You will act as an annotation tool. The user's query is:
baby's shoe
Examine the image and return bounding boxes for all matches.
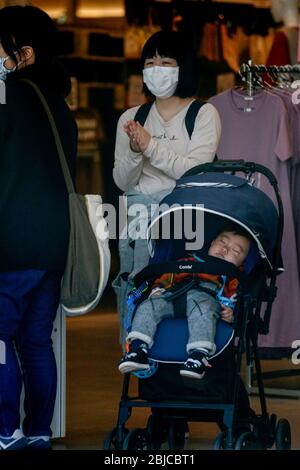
[118,343,150,374]
[180,350,211,379]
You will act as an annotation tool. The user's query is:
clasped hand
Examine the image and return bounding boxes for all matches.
[124,120,151,153]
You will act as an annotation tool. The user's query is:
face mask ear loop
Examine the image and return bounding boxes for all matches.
[6,46,28,71]
[14,47,27,69]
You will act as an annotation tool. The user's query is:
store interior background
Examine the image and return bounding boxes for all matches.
[3,0,300,449]
[6,0,281,281]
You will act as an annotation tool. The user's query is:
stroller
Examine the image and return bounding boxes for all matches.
[104,160,291,450]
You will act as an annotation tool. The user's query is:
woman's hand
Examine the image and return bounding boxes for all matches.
[221,305,234,323]
[124,120,151,153]
[124,120,141,152]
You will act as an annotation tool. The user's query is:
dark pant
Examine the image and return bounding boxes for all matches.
[0,270,62,437]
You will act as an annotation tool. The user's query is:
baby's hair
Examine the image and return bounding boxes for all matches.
[220,224,253,242]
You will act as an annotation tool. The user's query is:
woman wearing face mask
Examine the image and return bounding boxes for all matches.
[0,6,77,450]
[112,31,221,342]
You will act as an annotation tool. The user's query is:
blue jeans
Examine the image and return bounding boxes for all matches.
[0,270,62,437]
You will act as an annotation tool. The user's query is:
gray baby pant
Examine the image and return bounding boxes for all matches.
[126,284,221,355]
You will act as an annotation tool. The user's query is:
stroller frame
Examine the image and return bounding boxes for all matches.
[105,161,291,451]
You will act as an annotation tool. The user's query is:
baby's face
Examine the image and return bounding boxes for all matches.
[208,231,251,267]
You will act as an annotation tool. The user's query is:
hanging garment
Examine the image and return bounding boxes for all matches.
[199,23,221,63]
[270,88,300,272]
[297,18,300,62]
[208,89,300,352]
[249,31,276,65]
[221,25,250,73]
[266,31,291,66]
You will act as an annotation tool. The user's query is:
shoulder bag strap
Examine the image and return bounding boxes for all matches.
[21,78,75,194]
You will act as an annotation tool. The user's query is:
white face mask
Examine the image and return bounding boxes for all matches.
[0,50,24,81]
[143,65,179,99]
[0,55,17,80]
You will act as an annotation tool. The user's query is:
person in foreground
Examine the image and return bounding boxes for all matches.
[119,227,251,379]
[0,6,77,450]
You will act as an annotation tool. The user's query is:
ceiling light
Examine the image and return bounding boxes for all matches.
[76,7,125,18]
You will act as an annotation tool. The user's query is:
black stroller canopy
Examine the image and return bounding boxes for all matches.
[147,172,279,268]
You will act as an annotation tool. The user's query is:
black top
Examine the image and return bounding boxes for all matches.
[0,63,77,271]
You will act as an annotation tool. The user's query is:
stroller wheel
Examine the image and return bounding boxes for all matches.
[275,419,291,450]
[234,431,261,450]
[167,420,186,450]
[147,414,167,450]
[122,428,151,450]
[213,431,228,450]
[103,427,129,449]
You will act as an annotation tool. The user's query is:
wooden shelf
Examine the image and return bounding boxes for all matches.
[59,53,124,63]
[212,0,271,7]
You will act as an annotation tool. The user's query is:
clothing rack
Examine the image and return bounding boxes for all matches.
[239,60,300,96]
[237,61,300,398]
[240,62,300,75]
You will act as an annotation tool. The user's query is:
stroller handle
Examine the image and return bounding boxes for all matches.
[182,160,278,186]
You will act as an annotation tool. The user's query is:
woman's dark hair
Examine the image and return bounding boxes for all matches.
[0,5,57,65]
[0,5,71,96]
[141,31,198,99]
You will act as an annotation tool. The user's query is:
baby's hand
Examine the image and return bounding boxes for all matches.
[149,286,166,297]
[221,305,234,323]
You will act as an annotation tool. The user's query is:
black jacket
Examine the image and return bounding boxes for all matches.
[0,63,77,271]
